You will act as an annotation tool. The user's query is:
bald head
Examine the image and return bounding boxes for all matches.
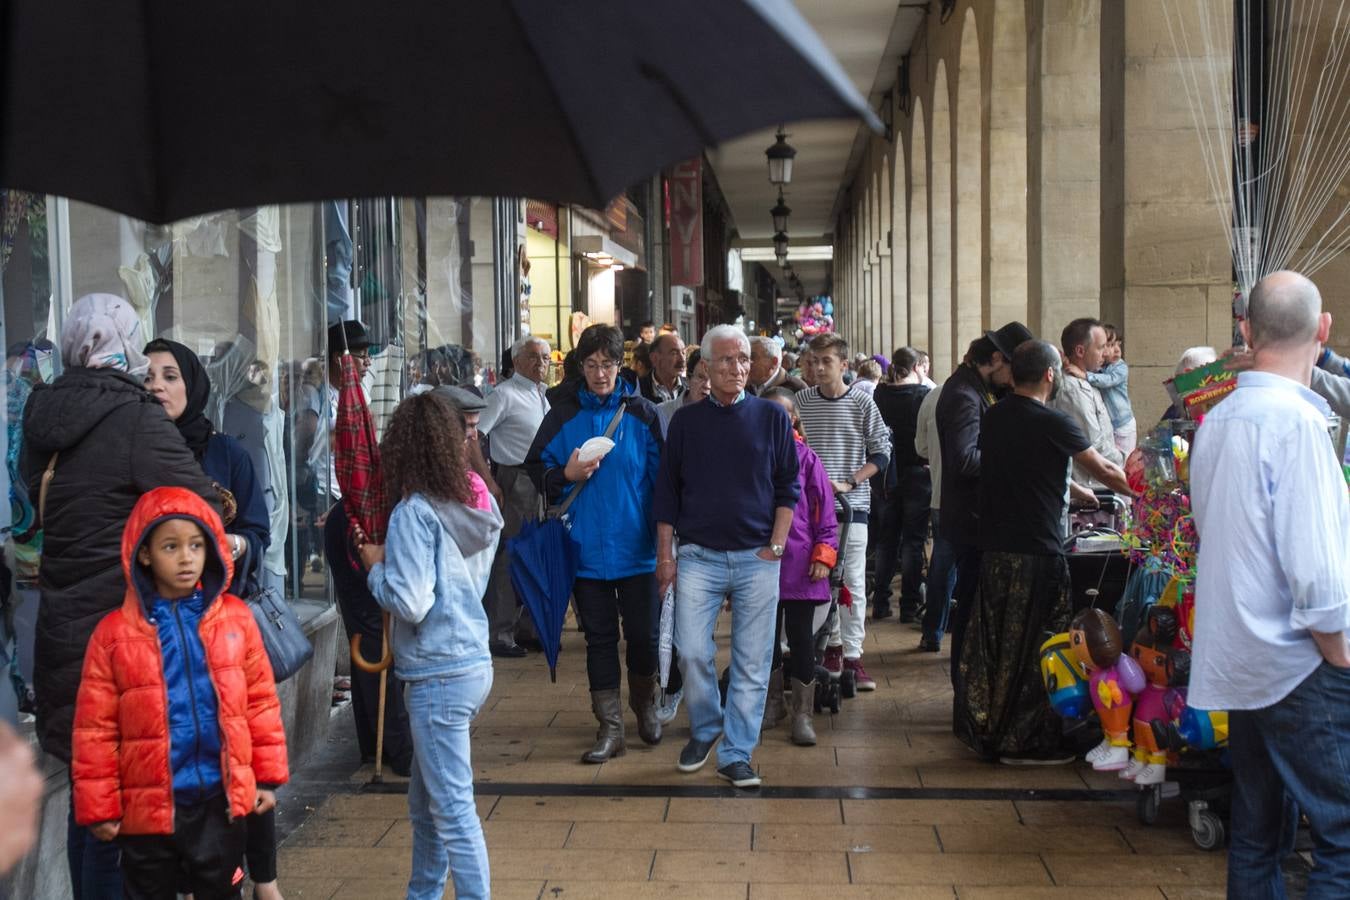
[1247,271,1322,348]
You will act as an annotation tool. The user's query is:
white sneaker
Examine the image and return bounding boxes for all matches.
[1119,757,1147,781]
[1133,762,1167,785]
[1084,738,1115,766]
[1091,744,1131,771]
[654,688,683,726]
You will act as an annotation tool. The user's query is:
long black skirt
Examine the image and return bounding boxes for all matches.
[954,551,1072,759]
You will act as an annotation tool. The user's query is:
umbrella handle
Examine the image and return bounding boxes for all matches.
[351,611,394,673]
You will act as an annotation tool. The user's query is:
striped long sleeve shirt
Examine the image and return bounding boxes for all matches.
[794,385,891,517]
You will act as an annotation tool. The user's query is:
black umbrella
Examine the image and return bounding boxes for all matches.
[1,0,879,223]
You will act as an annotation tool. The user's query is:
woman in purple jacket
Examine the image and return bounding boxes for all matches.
[762,389,838,746]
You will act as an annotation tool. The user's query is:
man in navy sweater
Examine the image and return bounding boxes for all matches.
[654,325,800,789]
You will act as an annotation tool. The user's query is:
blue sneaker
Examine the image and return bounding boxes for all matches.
[717,761,762,789]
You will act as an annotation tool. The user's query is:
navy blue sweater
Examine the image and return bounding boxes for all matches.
[654,396,800,551]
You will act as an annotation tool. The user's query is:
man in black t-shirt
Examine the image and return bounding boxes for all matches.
[955,340,1132,765]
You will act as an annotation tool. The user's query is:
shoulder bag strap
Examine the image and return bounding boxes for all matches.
[38,452,59,528]
[554,401,626,519]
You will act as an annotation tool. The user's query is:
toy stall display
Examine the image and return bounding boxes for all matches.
[1043,417,1232,850]
[791,296,834,341]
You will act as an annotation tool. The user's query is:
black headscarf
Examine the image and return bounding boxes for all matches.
[144,338,213,462]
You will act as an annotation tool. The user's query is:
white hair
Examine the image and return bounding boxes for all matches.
[701,325,750,362]
[749,335,783,361]
[511,336,550,359]
[1174,346,1217,376]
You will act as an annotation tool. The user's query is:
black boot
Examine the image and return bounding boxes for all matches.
[628,672,663,745]
[582,689,626,763]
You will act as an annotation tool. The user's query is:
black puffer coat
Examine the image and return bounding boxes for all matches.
[21,367,218,763]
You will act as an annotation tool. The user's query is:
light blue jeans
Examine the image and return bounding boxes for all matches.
[404,665,494,900]
[675,543,781,768]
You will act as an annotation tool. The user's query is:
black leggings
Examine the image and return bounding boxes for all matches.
[573,573,658,692]
[772,601,823,684]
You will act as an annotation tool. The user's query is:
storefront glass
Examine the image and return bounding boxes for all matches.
[0,192,509,615]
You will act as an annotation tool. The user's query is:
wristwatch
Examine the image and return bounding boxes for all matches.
[845,475,859,489]
[769,543,785,558]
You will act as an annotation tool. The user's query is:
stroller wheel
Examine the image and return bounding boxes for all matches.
[840,668,857,700]
[829,685,841,714]
[813,681,824,714]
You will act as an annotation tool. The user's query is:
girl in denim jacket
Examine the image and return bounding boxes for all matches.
[360,391,503,900]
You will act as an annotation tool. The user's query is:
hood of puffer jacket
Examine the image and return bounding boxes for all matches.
[119,487,234,620]
[23,367,159,455]
[423,493,504,560]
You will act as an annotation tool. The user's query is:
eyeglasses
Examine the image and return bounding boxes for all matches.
[583,359,620,375]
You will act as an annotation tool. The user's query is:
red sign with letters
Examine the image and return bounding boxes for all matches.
[667,158,703,287]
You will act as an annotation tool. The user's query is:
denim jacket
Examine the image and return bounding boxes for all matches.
[367,492,503,680]
[1086,360,1133,429]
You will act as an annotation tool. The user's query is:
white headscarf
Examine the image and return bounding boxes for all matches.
[59,293,149,376]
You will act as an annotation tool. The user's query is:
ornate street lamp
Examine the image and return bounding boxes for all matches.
[770,192,791,234]
[772,231,789,257]
[765,127,797,187]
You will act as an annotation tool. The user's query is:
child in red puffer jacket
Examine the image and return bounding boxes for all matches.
[72,487,288,898]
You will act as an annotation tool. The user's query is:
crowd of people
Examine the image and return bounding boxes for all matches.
[9,269,1350,897]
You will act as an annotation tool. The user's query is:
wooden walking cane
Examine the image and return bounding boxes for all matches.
[351,611,394,782]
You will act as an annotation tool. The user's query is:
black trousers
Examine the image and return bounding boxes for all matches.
[243,807,276,883]
[573,573,659,692]
[772,601,823,684]
[871,465,932,616]
[119,795,245,900]
[326,501,413,768]
[947,541,983,692]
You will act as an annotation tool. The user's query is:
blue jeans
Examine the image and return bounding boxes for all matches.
[404,666,494,900]
[920,511,958,645]
[66,796,121,899]
[675,543,780,768]
[1228,661,1350,899]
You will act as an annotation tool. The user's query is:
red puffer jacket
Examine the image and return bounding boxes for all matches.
[72,487,288,834]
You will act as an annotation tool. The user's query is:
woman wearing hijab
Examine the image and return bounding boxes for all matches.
[21,294,219,898]
[142,338,281,899]
[143,339,270,593]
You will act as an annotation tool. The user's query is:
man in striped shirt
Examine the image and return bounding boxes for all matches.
[796,334,891,690]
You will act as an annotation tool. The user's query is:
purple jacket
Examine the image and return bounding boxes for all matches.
[780,438,839,602]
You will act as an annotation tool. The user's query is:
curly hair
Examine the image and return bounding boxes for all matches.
[380,392,473,513]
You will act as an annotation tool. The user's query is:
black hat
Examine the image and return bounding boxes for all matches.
[984,321,1035,359]
[327,320,371,356]
[433,384,488,414]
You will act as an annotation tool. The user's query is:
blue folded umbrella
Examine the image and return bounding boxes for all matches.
[508,516,579,682]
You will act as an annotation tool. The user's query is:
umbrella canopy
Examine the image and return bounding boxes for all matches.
[508,517,580,682]
[1,0,879,223]
[333,353,388,545]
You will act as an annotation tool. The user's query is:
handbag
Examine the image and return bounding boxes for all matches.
[246,583,314,682]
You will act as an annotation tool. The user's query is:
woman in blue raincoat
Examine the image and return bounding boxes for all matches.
[526,324,664,763]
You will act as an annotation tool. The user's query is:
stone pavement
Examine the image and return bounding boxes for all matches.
[264,609,1251,899]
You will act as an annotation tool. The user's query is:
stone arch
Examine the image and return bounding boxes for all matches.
[989,0,1028,326]
[955,7,983,358]
[891,141,908,349]
[931,60,954,377]
[864,181,875,347]
[909,95,929,362]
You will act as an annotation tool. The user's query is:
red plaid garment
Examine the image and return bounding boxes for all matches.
[333,353,388,546]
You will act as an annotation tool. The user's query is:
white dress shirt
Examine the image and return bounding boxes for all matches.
[479,372,550,465]
[1190,371,1350,710]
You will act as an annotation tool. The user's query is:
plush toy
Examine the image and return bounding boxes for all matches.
[1155,688,1229,752]
[1040,632,1091,719]
[1069,608,1145,771]
[1124,607,1183,784]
